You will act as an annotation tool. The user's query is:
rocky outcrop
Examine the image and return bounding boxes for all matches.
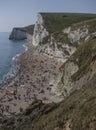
[37,35,76,62]
[32,13,49,46]
[91,32,96,38]
[64,25,89,44]
[9,28,27,40]
[53,62,79,97]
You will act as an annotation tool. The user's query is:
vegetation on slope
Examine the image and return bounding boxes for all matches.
[41,13,96,33]
[23,25,34,35]
[69,38,96,81]
[16,25,34,35]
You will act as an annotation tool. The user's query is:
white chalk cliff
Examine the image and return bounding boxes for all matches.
[32,14,96,101]
[9,28,28,40]
[32,13,90,62]
[32,13,49,46]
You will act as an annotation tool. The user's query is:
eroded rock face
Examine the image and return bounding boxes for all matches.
[37,36,69,62]
[53,62,78,98]
[67,25,89,44]
[9,28,27,40]
[36,24,89,62]
[37,35,77,62]
[63,25,89,44]
[91,32,96,38]
[32,13,49,46]
[32,14,89,62]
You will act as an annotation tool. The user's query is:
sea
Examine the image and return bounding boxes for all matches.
[0,32,27,83]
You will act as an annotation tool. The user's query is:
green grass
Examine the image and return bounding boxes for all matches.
[16,25,34,35]
[40,13,96,47]
[41,13,96,33]
[70,38,96,81]
[23,25,34,35]
[53,32,71,45]
[60,38,96,81]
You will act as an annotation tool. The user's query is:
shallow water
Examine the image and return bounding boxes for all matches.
[0,32,26,83]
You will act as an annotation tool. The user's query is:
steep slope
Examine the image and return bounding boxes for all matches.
[60,38,96,98]
[32,13,96,100]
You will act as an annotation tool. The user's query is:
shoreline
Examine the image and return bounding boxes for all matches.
[1,43,28,85]
[0,41,63,117]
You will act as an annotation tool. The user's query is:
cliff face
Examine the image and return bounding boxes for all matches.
[32,13,49,46]
[32,13,94,62]
[32,13,96,100]
[56,19,96,98]
[9,28,27,40]
[32,13,75,61]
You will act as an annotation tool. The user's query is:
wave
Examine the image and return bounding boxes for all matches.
[2,43,28,84]
[23,44,28,51]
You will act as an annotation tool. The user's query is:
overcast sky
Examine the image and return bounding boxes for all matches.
[0,0,96,32]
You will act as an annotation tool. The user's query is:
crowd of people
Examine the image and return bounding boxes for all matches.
[0,43,62,116]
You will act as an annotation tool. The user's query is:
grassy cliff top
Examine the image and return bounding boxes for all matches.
[40,13,96,33]
[16,25,34,35]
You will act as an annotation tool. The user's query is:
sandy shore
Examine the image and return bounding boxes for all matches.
[0,42,62,116]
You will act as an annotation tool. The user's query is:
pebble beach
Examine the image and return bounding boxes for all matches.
[0,42,62,116]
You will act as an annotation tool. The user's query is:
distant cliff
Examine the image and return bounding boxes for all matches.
[9,25,34,40]
[9,28,27,40]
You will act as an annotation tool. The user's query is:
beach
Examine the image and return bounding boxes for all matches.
[0,42,62,116]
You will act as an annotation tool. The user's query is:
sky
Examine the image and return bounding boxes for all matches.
[0,0,96,32]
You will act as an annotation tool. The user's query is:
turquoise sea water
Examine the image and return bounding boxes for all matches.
[0,32,26,83]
